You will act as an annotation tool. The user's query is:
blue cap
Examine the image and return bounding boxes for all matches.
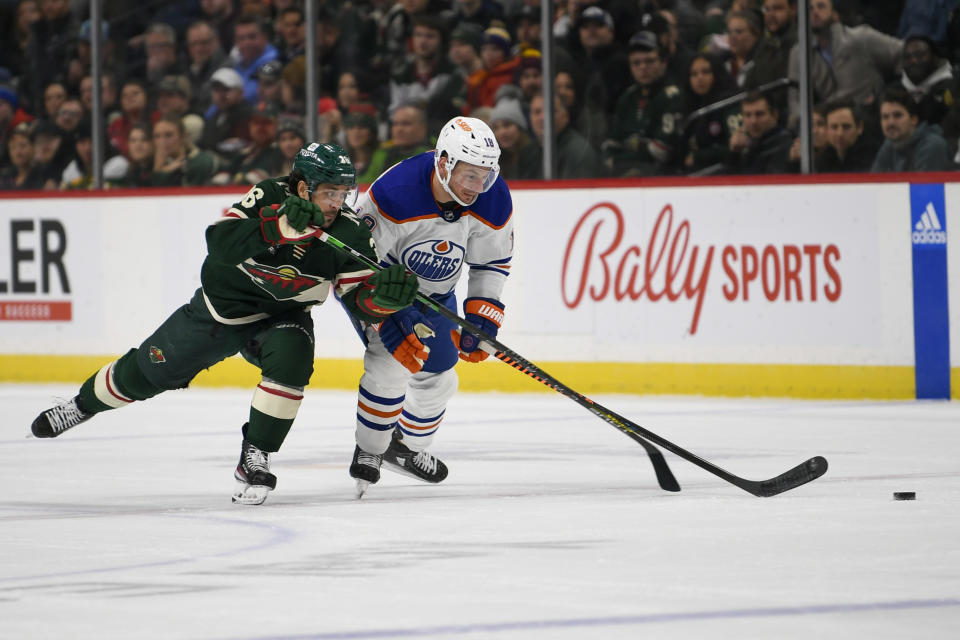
[0,85,17,110]
[79,19,109,41]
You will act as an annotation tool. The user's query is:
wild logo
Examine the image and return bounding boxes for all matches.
[148,346,166,364]
[241,261,325,300]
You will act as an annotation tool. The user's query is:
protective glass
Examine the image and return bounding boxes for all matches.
[450,162,496,195]
[312,186,357,209]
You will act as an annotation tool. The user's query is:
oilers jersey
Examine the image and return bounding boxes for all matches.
[355,151,513,302]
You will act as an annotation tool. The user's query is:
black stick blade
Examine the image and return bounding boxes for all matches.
[753,456,829,497]
[623,430,681,492]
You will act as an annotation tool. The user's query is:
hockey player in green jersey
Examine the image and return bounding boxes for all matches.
[30,142,421,505]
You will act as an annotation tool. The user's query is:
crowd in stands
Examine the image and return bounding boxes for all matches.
[1,0,959,191]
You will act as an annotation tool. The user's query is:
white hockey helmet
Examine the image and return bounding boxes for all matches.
[434,116,501,207]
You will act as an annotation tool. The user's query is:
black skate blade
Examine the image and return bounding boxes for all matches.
[382,459,446,484]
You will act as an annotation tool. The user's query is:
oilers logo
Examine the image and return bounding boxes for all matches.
[402,239,465,281]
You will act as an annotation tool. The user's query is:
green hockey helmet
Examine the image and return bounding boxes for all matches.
[291,142,357,194]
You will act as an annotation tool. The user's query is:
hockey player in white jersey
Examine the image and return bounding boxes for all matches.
[348,116,514,497]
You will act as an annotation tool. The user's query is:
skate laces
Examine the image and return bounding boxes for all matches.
[243,444,270,473]
[412,451,437,474]
[357,450,382,468]
[45,398,89,434]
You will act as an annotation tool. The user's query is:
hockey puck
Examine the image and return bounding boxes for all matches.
[893,492,916,501]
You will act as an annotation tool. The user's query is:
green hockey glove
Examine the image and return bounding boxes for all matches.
[278,195,323,229]
[260,196,322,245]
[356,264,420,316]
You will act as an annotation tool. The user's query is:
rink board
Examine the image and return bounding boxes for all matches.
[0,175,955,399]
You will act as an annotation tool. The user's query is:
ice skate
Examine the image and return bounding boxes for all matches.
[232,425,277,505]
[349,446,382,499]
[31,396,92,438]
[382,430,448,483]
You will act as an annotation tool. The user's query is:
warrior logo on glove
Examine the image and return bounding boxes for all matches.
[451,297,504,363]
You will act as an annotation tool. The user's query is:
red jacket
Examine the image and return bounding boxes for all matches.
[465,57,520,114]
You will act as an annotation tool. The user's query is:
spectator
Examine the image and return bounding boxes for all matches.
[747,0,797,90]
[275,115,305,170]
[514,49,543,106]
[872,86,951,172]
[514,5,542,52]
[725,9,763,89]
[681,54,737,173]
[603,31,685,177]
[108,79,157,157]
[336,70,369,115]
[359,103,432,184]
[390,15,462,133]
[554,66,605,151]
[788,102,829,168]
[490,98,542,180]
[60,121,94,189]
[31,119,69,187]
[143,23,182,84]
[651,0,707,50]
[274,6,306,65]
[201,67,252,163]
[530,92,602,179]
[0,0,41,80]
[185,20,231,115]
[151,114,219,186]
[639,9,693,88]
[466,27,520,113]
[79,73,120,124]
[897,0,960,45]
[817,100,879,172]
[343,105,380,180]
[53,96,83,140]
[157,75,204,146]
[0,86,34,165]
[379,0,446,79]
[232,14,279,105]
[787,0,902,123]
[452,0,505,32]
[200,0,239,51]
[104,123,155,187]
[763,0,797,46]
[567,7,630,143]
[42,81,68,123]
[727,90,794,174]
[317,97,344,145]
[280,55,306,116]
[316,3,376,100]
[25,0,77,113]
[899,34,960,143]
[448,23,485,113]
[0,124,47,189]
[223,101,286,185]
[255,60,284,110]
[67,20,115,91]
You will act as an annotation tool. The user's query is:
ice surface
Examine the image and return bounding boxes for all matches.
[3,384,959,639]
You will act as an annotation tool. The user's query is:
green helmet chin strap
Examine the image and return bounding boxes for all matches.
[292,142,357,194]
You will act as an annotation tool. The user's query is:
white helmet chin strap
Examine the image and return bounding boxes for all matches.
[437,157,475,207]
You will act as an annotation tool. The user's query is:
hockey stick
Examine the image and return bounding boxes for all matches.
[316,230,828,497]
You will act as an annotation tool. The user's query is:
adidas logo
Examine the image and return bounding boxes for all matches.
[912,202,947,245]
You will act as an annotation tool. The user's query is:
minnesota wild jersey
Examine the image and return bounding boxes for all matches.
[605,79,685,176]
[200,177,381,324]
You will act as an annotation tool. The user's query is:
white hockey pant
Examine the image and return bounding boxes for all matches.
[355,333,458,454]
